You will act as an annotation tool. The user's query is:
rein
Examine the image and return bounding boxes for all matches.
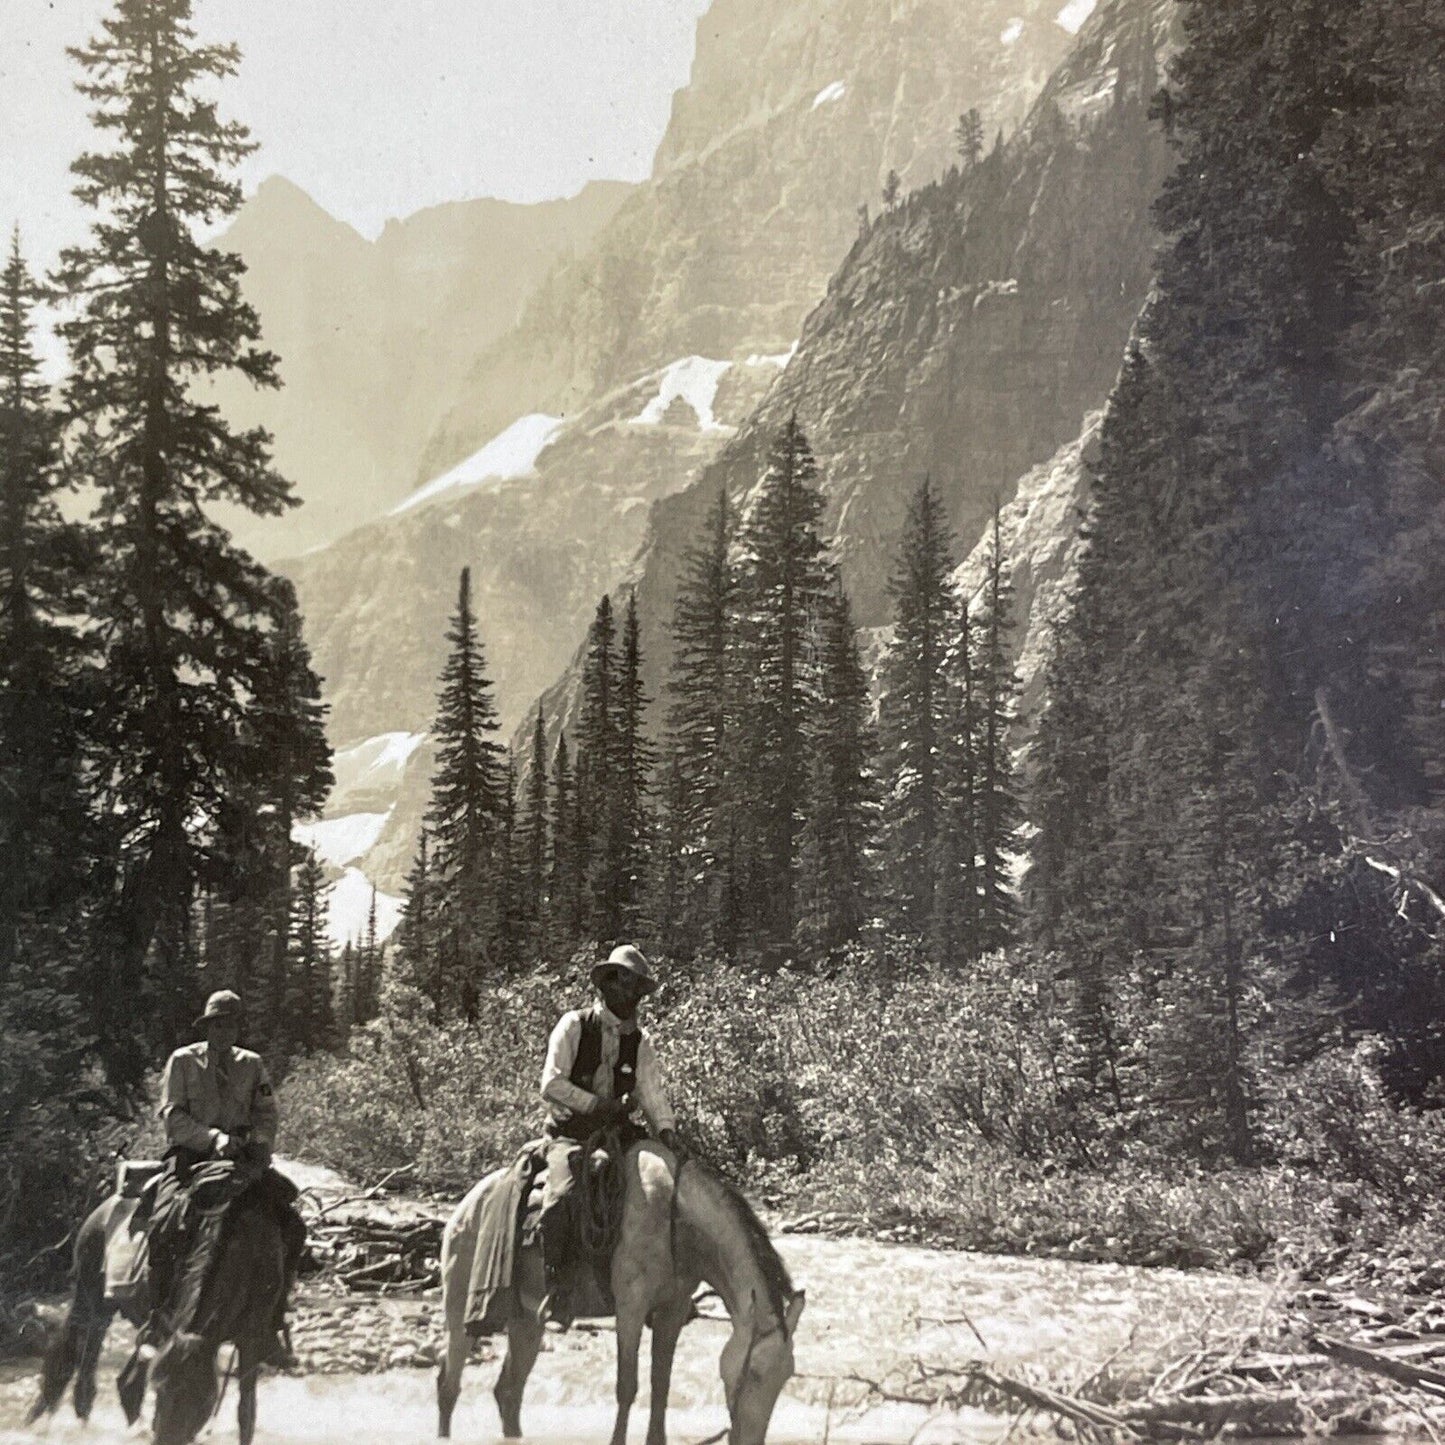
[573,1124,630,1264]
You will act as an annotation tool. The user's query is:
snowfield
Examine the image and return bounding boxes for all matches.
[390,413,565,515]
[332,731,427,796]
[630,356,733,433]
[812,80,847,108]
[1001,17,1026,44]
[326,867,404,950]
[1056,0,1098,33]
[293,811,392,869]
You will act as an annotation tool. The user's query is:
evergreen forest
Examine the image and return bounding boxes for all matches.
[4,0,1445,1310]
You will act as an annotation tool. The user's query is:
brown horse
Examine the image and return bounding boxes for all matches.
[29,1191,286,1445]
[437,1141,804,1445]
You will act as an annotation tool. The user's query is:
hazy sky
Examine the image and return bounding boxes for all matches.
[2,0,713,272]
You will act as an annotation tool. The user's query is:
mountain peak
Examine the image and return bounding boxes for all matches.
[225,175,369,253]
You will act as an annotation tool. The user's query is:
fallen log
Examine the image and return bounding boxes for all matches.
[966,1363,1146,1437]
[962,1362,1382,1440]
[1126,1389,1374,1436]
[1310,1333,1445,1401]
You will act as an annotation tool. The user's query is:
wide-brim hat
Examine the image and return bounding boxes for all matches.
[195,989,244,1029]
[590,944,658,994]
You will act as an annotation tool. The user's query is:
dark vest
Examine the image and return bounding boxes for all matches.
[569,1012,641,1105]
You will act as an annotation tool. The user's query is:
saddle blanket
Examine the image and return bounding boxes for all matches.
[102,1198,149,1306]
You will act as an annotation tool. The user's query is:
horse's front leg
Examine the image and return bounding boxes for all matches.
[645,1292,694,1445]
[610,1298,647,1445]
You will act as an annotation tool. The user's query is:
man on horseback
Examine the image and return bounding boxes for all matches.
[537,944,677,1326]
[144,990,305,1368]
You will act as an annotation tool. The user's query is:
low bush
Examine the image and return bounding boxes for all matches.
[279,950,1445,1274]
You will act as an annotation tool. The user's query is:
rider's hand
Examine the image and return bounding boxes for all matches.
[212,1131,233,1158]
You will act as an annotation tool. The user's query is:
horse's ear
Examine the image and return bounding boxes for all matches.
[785,1290,805,1335]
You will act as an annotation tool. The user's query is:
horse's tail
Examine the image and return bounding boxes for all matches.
[27,1198,111,1422]
[27,1326,82,1423]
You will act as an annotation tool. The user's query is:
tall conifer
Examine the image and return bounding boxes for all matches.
[798,583,877,961]
[615,591,654,937]
[57,0,301,1081]
[973,504,1021,953]
[878,479,956,942]
[736,417,834,956]
[426,567,506,1011]
[518,709,550,945]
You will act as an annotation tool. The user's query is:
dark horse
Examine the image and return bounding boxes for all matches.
[29,1190,287,1445]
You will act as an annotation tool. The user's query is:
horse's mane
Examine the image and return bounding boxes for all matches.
[697,1165,795,1326]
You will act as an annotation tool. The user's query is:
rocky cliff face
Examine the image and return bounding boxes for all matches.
[286,0,1078,745]
[209,177,632,559]
[414,0,1073,484]
[295,0,1174,895]
[553,0,1176,742]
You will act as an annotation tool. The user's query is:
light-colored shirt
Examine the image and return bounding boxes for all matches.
[540,1002,675,1135]
[158,1041,279,1154]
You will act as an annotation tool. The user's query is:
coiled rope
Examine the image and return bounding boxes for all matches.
[572,1124,630,1265]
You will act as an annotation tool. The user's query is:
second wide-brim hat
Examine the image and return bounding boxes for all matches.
[195,989,244,1029]
[590,944,658,994]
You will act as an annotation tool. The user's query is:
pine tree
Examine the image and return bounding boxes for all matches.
[335,940,356,1036]
[518,709,549,943]
[934,600,979,967]
[395,828,439,1016]
[650,752,690,960]
[664,485,739,950]
[284,849,330,1054]
[576,596,619,940]
[955,108,984,167]
[219,577,332,1043]
[798,583,877,961]
[878,479,957,943]
[615,591,654,937]
[498,752,522,958]
[0,233,93,1001]
[0,233,95,1211]
[973,503,1022,953]
[548,731,578,950]
[735,417,835,957]
[426,567,506,1012]
[56,0,299,1085]
[355,886,381,1024]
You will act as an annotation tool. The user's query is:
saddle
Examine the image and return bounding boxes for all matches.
[463,1137,628,1337]
[107,1155,298,1323]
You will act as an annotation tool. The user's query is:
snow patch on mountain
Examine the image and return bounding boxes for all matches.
[1055,0,1097,33]
[294,811,393,869]
[631,357,733,433]
[746,343,798,369]
[1001,18,1026,45]
[392,414,565,515]
[326,867,404,949]
[333,732,427,792]
[812,81,847,109]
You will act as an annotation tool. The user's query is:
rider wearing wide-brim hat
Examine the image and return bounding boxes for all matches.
[146,990,304,1367]
[535,944,676,1326]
